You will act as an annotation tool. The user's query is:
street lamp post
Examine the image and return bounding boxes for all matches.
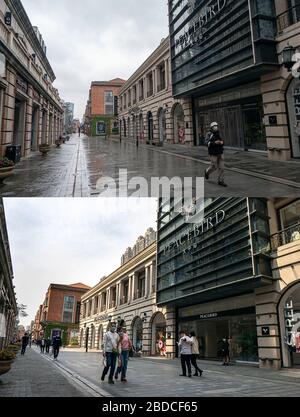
[282,45,297,71]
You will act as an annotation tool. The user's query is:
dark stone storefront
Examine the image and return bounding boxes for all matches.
[168,0,279,151]
[157,198,274,363]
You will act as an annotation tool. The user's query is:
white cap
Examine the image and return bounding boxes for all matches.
[210,122,218,128]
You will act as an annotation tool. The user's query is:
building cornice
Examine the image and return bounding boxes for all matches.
[0,41,63,112]
[49,284,91,293]
[82,242,157,301]
[6,0,56,80]
[120,37,170,95]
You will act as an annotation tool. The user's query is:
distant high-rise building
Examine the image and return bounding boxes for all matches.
[62,102,75,134]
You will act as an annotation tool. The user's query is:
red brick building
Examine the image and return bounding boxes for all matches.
[33,283,91,346]
[84,78,126,136]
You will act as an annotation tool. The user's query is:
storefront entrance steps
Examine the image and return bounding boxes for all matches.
[112,136,300,189]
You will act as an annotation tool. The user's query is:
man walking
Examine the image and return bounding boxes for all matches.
[52,334,62,360]
[21,333,29,356]
[204,122,227,187]
[114,327,132,383]
[40,338,46,354]
[178,331,193,378]
[46,337,51,354]
[101,322,120,384]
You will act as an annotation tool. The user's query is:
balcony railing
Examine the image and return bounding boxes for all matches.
[277,5,300,32]
[271,222,300,251]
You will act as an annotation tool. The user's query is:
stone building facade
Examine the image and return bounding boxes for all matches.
[0,0,64,161]
[80,229,176,358]
[0,198,18,350]
[261,0,300,160]
[118,37,193,147]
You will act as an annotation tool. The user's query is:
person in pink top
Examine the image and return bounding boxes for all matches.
[115,327,132,382]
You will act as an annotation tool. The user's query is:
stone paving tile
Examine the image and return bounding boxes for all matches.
[51,350,300,398]
[0,348,88,397]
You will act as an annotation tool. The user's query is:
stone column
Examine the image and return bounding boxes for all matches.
[131,273,137,301]
[145,266,150,298]
[165,307,176,358]
[149,262,154,294]
[152,69,156,95]
[164,59,169,89]
[128,276,132,304]
[1,65,16,156]
[95,325,100,350]
[106,288,111,310]
[116,282,121,307]
[88,326,93,349]
[98,293,102,314]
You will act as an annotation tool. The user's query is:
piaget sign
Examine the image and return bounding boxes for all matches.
[176,0,227,50]
[163,210,226,255]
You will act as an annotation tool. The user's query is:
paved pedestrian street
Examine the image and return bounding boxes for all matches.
[0,348,91,397]
[0,135,299,198]
[2,348,300,397]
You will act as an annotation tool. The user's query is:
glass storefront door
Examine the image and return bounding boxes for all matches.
[242,103,266,151]
[194,97,266,151]
[179,314,258,363]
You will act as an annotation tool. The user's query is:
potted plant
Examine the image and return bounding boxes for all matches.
[39,143,51,155]
[7,344,20,353]
[0,349,16,376]
[0,157,15,183]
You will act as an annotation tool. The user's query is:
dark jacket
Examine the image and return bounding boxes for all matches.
[22,336,29,347]
[52,336,62,348]
[205,131,224,156]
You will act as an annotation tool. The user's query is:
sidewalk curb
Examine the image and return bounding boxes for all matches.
[35,349,112,397]
[110,138,300,189]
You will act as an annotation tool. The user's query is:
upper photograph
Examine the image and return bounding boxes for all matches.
[0,0,300,197]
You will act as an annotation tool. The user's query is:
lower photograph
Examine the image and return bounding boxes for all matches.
[0,197,300,402]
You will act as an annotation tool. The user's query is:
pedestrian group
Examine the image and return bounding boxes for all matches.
[101,322,133,384]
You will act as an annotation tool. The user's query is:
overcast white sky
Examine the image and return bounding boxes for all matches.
[3,198,157,328]
[21,0,169,120]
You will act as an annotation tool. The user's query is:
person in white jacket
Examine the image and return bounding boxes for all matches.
[101,323,120,384]
[178,331,193,378]
[190,331,203,377]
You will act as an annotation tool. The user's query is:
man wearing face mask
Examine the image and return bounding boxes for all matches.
[204,122,227,187]
[101,322,120,384]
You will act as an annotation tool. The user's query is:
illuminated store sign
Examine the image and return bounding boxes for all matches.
[163,209,226,254]
[175,0,227,50]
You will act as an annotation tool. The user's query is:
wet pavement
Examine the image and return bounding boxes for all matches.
[0,134,299,197]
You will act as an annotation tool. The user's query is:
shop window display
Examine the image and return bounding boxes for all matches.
[179,314,258,363]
